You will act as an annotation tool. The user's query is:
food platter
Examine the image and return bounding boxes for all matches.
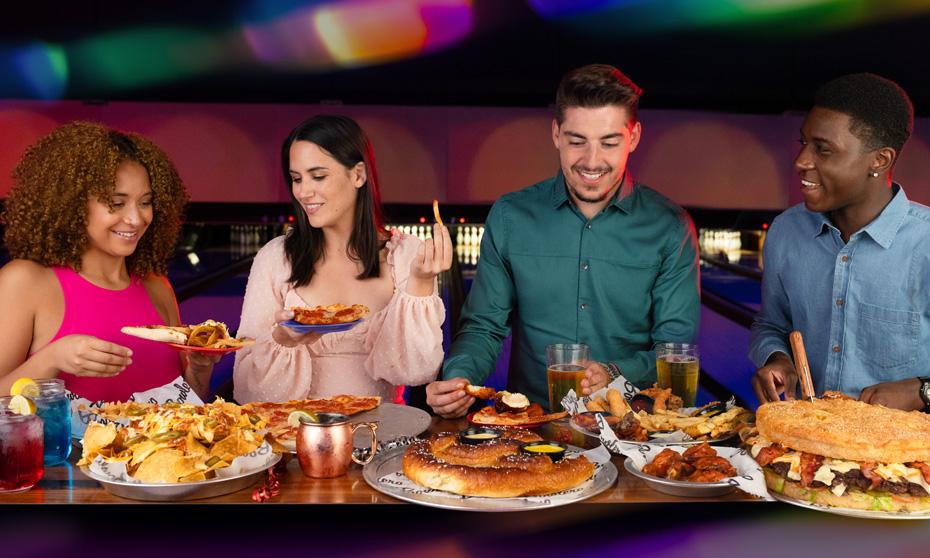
[363,444,617,511]
[277,403,431,453]
[80,453,281,502]
[770,491,930,520]
[568,414,738,446]
[623,457,737,498]
[280,319,362,334]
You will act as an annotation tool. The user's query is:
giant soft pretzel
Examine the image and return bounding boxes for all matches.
[402,429,594,497]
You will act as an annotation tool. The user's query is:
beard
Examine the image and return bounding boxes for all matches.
[567,165,620,203]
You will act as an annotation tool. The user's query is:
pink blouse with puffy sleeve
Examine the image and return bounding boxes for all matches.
[232,232,445,404]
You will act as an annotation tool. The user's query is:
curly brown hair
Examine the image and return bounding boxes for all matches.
[3,121,188,276]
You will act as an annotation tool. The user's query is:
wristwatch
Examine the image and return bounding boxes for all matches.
[918,377,930,413]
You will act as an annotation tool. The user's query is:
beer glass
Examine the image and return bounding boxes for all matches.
[546,343,589,412]
[655,343,700,407]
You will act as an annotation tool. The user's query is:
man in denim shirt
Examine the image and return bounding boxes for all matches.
[751,73,930,412]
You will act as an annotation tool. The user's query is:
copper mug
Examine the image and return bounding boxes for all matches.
[296,412,378,478]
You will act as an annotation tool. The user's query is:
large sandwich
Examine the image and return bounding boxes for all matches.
[745,396,930,512]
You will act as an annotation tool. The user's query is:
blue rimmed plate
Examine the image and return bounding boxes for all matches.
[280,319,363,334]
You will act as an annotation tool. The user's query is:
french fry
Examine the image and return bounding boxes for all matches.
[432,199,443,224]
[593,396,609,411]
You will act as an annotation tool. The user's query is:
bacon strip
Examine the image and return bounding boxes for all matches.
[754,444,786,467]
[799,452,824,488]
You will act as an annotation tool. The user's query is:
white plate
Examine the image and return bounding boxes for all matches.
[771,490,930,520]
[568,414,737,446]
[362,444,617,511]
[624,457,737,497]
[277,403,431,453]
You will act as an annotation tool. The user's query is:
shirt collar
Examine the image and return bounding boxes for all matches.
[551,169,635,213]
[813,183,909,249]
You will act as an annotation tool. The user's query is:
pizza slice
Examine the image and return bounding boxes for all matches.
[291,304,370,325]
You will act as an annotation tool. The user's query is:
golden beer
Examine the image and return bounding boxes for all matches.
[547,364,586,413]
[656,355,699,407]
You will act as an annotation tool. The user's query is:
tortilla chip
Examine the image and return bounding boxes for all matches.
[133,449,186,483]
[82,422,117,455]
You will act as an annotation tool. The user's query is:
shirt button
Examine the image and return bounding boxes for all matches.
[841,256,849,262]
[581,262,589,270]
[836,298,844,306]
[832,345,841,353]
[586,224,592,230]
[580,303,588,310]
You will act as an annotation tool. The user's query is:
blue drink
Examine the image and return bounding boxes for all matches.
[33,379,71,465]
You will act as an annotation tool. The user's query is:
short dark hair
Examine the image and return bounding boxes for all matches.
[555,64,643,124]
[814,73,914,157]
[281,115,386,287]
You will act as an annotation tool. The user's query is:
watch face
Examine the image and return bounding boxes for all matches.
[921,380,930,406]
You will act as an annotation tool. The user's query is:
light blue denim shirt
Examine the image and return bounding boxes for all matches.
[749,184,930,396]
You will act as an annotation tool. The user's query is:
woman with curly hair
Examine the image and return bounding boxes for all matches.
[233,115,451,403]
[0,121,216,400]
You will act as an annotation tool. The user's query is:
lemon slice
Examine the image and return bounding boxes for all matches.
[287,410,318,427]
[9,394,37,415]
[10,377,40,398]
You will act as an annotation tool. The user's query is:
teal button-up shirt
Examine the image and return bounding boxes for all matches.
[442,172,700,405]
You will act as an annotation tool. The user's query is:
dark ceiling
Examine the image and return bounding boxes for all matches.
[3,0,930,114]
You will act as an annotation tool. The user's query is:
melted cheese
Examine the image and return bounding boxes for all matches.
[831,483,847,497]
[813,465,836,486]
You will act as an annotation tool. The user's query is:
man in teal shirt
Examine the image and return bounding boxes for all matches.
[427,64,700,417]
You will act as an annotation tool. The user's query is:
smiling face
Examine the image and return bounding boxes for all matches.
[552,105,641,215]
[289,140,365,231]
[795,107,883,213]
[85,160,153,259]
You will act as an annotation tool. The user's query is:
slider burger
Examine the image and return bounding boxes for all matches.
[746,396,930,512]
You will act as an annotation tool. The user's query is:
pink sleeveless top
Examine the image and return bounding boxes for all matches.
[48,267,181,401]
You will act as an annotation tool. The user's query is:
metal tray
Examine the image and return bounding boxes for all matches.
[279,403,431,453]
[771,491,930,520]
[80,453,281,502]
[569,414,737,446]
[623,457,736,498]
[362,444,617,511]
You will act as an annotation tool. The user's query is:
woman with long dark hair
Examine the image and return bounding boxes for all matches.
[233,115,451,403]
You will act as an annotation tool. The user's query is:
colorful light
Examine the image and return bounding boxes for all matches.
[243,0,473,69]
[527,0,930,36]
[2,43,68,99]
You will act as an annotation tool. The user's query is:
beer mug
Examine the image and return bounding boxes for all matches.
[296,413,378,478]
[546,343,590,412]
[655,343,700,407]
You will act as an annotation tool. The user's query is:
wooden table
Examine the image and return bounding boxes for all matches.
[2,416,761,505]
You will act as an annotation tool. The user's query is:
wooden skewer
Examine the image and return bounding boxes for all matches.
[789,331,815,401]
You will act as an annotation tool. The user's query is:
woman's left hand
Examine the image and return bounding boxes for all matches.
[407,223,453,296]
